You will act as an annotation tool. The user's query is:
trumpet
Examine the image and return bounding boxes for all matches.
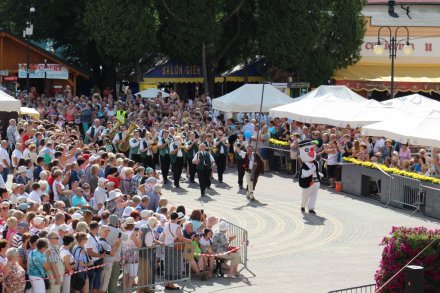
[179,142,186,149]
[150,140,158,153]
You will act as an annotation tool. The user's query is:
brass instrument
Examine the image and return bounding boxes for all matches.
[179,142,185,149]
[118,122,140,152]
[104,118,123,139]
[150,139,158,153]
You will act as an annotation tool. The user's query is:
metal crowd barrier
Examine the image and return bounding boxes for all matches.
[219,218,255,276]
[388,174,424,215]
[122,242,191,293]
[328,284,376,293]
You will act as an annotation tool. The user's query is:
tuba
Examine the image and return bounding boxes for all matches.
[118,122,140,152]
[104,118,123,140]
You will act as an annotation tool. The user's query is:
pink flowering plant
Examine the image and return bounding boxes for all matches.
[374,226,440,293]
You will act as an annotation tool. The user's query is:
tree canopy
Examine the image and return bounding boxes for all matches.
[0,0,366,92]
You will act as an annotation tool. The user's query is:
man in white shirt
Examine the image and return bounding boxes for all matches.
[11,143,23,170]
[28,182,42,204]
[86,119,103,144]
[85,221,106,292]
[0,140,11,183]
[373,137,385,154]
[49,212,66,233]
[93,178,107,211]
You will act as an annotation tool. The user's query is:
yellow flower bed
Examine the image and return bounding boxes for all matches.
[342,157,440,185]
[269,138,289,147]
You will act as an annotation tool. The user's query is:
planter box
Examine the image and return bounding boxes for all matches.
[269,143,289,152]
[341,163,391,202]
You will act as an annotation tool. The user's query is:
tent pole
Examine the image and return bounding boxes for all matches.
[252,83,265,181]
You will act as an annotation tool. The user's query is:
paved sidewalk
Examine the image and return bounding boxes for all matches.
[159,169,439,293]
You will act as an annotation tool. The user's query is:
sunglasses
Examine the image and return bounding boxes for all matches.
[2,207,9,210]
[50,237,59,240]
[83,187,90,190]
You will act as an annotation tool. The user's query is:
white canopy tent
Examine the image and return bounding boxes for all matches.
[0,90,21,112]
[362,110,440,148]
[212,84,293,112]
[135,88,170,99]
[294,85,367,102]
[380,93,440,114]
[269,93,395,127]
[20,107,40,119]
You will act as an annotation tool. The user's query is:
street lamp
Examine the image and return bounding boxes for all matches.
[373,26,413,99]
[23,5,36,94]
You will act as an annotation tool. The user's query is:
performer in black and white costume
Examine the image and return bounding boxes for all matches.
[298,140,321,214]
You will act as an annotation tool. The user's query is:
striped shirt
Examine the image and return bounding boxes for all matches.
[29,227,41,236]
[12,233,23,248]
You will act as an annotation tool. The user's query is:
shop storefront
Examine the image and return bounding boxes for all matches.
[0,30,89,96]
[333,1,440,99]
[141,59,265,98]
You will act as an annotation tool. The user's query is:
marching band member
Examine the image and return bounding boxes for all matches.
[140,132,156,170]
[100,121,112,139]
[203,133,215,183]
[213,130,228,183]
[129,130,141,163]
[169,135,185,188]
[112,125,126,153]
[235,144,263,201]
[86,119,103,145]
[192,143,215,197]
[184,132,199,183]
[158,129,171,184]
[234,134,246,189]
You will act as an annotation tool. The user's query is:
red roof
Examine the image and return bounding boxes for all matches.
[368,0,440,3]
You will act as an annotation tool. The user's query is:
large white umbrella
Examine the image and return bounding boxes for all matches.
[362,110,440,147]
[269,93,393,127]
[0,90,21,112]
[135,88,170,99]
[212,84,293,112]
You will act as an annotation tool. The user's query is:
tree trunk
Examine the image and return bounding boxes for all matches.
[204,43,217,98]
[201,42,209,95]
[101,64,117,95]
[136,61,143,83]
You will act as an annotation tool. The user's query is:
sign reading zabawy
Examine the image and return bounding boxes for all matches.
[18,63,69,80]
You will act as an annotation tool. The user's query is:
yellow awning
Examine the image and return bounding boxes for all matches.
[334,64,440,93]
[143,76,264,84]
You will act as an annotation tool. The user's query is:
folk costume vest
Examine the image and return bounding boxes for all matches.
[196,152,211,171]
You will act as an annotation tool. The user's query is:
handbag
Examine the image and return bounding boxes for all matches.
[25,273,32,290]
[71,247,87,290]
[30,251,51,290]
[168,224,185,251]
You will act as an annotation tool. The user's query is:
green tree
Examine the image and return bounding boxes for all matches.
[258,0,366,85]
[84,0,158,82]
[156,0,251,97]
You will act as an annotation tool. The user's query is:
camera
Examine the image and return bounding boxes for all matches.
[99,248,110,255]
[236,140,241,147]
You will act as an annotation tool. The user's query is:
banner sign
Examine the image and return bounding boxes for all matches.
[144,61,202,78]
[18,63,69,80]
[335,80,440,93]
